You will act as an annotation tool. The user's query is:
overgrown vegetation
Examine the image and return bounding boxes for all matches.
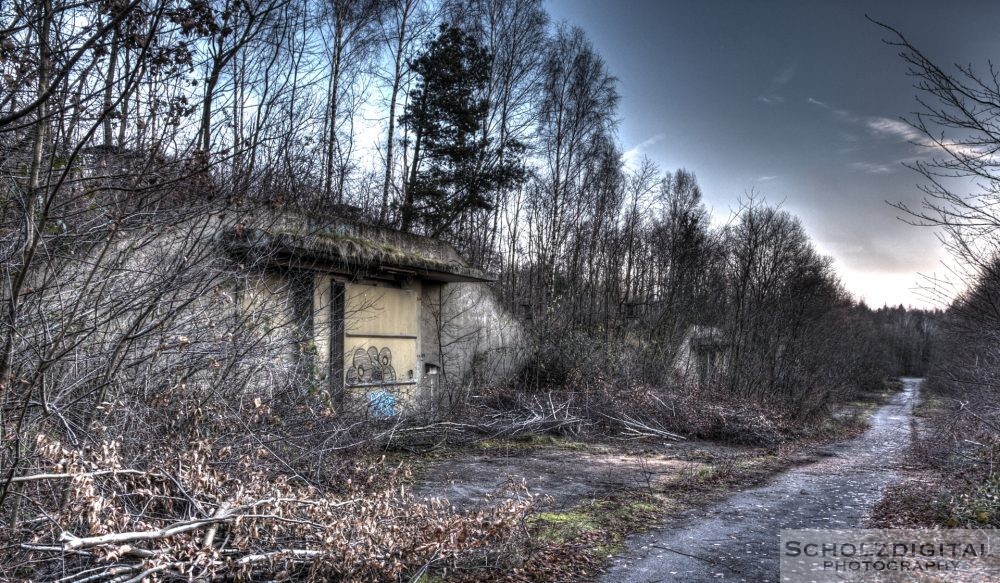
[872,266,1000,528]
[3,437,531,581]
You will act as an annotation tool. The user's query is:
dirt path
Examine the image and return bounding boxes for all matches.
[599,378,921,583]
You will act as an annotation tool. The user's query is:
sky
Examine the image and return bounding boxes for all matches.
[545,0,1000,309]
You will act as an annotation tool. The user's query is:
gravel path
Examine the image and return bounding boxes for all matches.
[600,378,921,583]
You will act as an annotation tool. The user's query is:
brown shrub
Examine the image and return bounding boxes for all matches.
[0,435,532,581]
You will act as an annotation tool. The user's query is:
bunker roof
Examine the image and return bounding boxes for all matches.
[222,212,493,283]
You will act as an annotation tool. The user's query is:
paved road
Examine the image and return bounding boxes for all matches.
[601,378,921,583]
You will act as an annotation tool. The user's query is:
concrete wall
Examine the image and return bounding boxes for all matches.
[419,281,527,408]
[673,325,727,386]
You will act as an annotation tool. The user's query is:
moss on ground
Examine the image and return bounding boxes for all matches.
[530,510,601,544]
[913,391,946,418]
[477,434,596,453]
[819,379,901,441]
[527,494,672,564]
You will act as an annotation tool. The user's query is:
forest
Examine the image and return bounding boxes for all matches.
[0,1,948,581]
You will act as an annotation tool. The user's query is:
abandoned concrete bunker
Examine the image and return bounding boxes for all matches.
[223,213,522,417]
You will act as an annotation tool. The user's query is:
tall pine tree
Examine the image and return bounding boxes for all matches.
[400,24,524,237]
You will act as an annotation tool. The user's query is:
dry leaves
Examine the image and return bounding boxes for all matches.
[3,435,532,581]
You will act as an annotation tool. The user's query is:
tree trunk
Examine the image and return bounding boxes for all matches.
[380,2,411,224]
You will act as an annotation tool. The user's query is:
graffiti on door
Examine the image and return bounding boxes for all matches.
[346,346,397,385]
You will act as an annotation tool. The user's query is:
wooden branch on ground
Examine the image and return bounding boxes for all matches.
[200,502,230,549]
[59,515,231,550]
[602,412,686,441]
[9,469,160,483]
[58,497,361,550]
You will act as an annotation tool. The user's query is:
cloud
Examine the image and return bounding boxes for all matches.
[849,161,897,174]
[757,175,778,181]
[866,117,924,143]
[757,62,797,105]
[774,63,797,86]
[622,133,666,166]
[934,137,993,162]
[833,109,860,123]
[865,117,992,161]
[806,96,861,124]
[826,234,943,274]
[813,111,988,171]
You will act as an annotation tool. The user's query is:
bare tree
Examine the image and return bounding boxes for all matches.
[377,0,431,224]
[532,23,618,310]
[320,0,386,204]
[193,0,286,155]
[874,20,1000,276]
[442,0,548,266]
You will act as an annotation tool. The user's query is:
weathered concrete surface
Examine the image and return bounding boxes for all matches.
[600,378,921,583]
[412,447,710,510]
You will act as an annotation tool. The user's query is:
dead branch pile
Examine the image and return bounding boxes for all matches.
[639,384,792,445]
[378,385,688,450]
[478,392,592,437]
[1,435,532,581]
[368,376,808,452]
[471,380,793,445]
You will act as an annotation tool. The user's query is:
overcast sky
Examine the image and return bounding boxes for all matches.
[545,0,1000,309]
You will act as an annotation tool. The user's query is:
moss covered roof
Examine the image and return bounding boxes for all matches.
[223,225,492,283]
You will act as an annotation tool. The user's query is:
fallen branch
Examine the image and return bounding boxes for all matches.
[59,497,362,550]
[234,548,326,565]
[201,502,230,549]
[60,515,230,550]
[602,412,686,441]
[9,469,159,483]
[650,544,718,564]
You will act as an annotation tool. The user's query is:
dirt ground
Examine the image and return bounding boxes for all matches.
[410,439,749,511]
[403,389,896,581]
[408,389,889,517]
